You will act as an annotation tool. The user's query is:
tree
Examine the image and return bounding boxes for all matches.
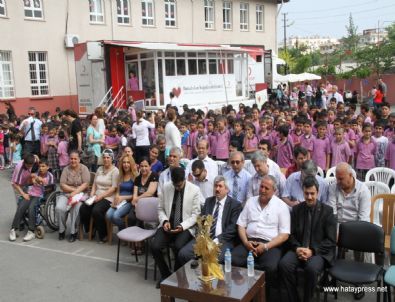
[342,14,360,54]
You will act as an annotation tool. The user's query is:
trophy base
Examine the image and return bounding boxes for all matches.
[198,275,216,282]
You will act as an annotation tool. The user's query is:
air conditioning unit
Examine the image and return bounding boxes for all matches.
[64,34,80,48]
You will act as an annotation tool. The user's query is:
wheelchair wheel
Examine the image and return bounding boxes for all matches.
[44,191,60,231]
[35,226,45,239]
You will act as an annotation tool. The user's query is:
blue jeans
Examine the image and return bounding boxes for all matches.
[105,202,132,230]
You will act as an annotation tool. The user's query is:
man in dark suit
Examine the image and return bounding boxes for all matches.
[178,175,242,266]
[279,176,337,302]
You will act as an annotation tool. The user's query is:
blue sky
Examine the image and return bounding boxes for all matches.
[277,0,395,39]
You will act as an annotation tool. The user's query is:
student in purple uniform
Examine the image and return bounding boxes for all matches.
[312,121,331,173]
[276,125,294,169]
[243,122,259,159]
[215,116,231,161]
[186,120,198,159]
[300,119,314,158]
[330,128,352,167]
[385,132,395,170]
[289,117,304,146]
[355,123,377,181]
[195,121,208,156]
[207,120,217,159]
[257,117,270,141]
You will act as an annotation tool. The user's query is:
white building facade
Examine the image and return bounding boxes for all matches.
[0,0,281,114]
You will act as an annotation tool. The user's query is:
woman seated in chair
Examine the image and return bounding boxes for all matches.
[105,154,138,231]
[128,157,159,227]
[80,149,119,243]
[55,151,90,242]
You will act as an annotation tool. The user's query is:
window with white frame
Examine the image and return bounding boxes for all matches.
[28,51,49,96]
[0,51,15,99]
[204,0,214,29]
[89,0,104,23]
[141,0,154,26]
[24,0,43,19]
[117,0,130,24]
[0,0,7,17]
[240,3,249,31]
[256,4,264,31]
[222,1,232,30]
[164,0,176,27]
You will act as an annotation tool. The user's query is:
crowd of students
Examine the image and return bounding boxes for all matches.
[3,79,393,300]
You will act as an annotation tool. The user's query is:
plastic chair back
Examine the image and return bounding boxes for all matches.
[317,166,324,178]
[326,167,336,179]
[371,194,395,237]
[326,177,337,187]
[366,167,395,188]
[135,197,159,223]
[338,221,384,255]
[366,181,390,198]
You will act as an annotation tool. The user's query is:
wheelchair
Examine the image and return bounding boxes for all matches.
[22,184,60,239]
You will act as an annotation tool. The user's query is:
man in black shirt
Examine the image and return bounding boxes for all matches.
[63,110,82,152]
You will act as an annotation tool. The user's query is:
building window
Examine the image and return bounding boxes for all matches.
[89,0,104,23]
[117,0,130,24]
[141,0,154,26]
[256,4,264,31]
[0,0,7,17]
[24,0,43,19]
[240,3,249,31]
[204,0,214,29]
[28,51,49,96]
[0,51,15,99]
[222,1,232,30]
[164,0,176,27]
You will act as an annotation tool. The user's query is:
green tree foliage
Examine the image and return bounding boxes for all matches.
[342,14,360,54]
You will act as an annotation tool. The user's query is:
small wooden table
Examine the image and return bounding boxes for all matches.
[160,260,265,302]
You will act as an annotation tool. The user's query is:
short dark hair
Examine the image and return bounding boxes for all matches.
[171,167,185,183]
[302,176,319,191]
[23,154,35,165]
[277,125,289,137]
[259,139,271,151]
[191,159,205,171]
[294,146,308,158]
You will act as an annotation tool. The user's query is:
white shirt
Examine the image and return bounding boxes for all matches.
[213,196,227,238]
[185,156,219,182]
[165,121,181,150]
[192,177,214,200]
[21,116,42,141]
[132,119,155,146]
[237,195,290,241]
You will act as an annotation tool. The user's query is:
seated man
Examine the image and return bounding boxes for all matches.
[151,167,203,287]
[279,176,336,302]
[282,160,329,207]
[178,175,242,266]
[247,151,286,199]
[233,175,290,297]
[190,159,214,199]
[158,146,183,196]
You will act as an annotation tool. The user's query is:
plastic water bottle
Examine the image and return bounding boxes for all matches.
[247,251,254,277]
[224,248,232,272]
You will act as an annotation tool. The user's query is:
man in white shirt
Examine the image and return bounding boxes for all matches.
[185,140,218,182]
[233,175,290,298]
[178,175,242,266]
[20,107,42,156]
[329,85,344,105]
[158,147,183,196]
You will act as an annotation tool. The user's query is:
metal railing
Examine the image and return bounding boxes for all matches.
[105,86,125,113]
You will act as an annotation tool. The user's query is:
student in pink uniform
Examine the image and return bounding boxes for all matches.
[57,130,69,171]
[312,121,331,173]
[215,116,230,161]
[289,117,304,146]
[300,119,314,157]
[195,121,208,156]
[330,128,352,167]
[243,122,258,159]
[385,132,395,170]
[207,120,217,159]
[186,120,198,159]
[355,123,377,181]
[276,125,294,169]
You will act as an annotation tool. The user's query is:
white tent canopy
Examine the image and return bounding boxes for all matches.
[274,72,321,83]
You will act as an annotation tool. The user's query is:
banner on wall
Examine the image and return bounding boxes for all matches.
[163,74,237,106]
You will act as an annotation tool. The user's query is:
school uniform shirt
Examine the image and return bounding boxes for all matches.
[385,140,395,170]
[277,138,294,169]
[300,134,314,154]
[355,138,377,170]
[330,140,352,167]
[312,136,331,170]
[215,129,230,160]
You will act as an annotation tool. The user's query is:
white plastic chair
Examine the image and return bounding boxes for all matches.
[365,181,391,226]
[365,167,395,189]
[326,167,336,179]
[317,166,324,178]
[326,177,337,187]
[391,186,395,194]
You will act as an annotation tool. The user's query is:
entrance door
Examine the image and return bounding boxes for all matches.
[126,62,140,90]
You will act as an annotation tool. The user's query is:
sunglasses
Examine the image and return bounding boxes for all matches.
[231,160,242,165]
[28,113,35,116]
[192,170,203,179]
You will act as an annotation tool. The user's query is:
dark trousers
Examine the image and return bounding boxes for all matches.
[79,199,111,240]
[11,196,40,231]
[232,242,282,290]
[151,227,193,279]
[279,251,325,302]
[178,239,234,267]
[23,141,40,157]
[134,145,150,164]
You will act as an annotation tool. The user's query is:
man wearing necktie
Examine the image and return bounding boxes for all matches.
[178,175,242,266]
[279,176,336,302]
[152,167,204,288]
[20,108,42,156]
